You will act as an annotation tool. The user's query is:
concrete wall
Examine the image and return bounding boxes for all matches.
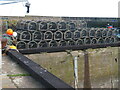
[25,47,118,88]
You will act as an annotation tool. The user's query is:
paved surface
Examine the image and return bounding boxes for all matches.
[2,55,45,88]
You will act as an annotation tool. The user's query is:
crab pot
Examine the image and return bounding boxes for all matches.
[54,31,63,40]
[91,38,97,44]
[38,41,48,47]
[77,20,87,29]
[33,31,42,41]
[49,40,58,47]
[59,40,67,47]
[95,30,102,38]
[24,21,30,30]
[20,31,31,41]
[104,37,110,44]
[57,22,67,31]
[16,41,27,49]
[28,21,37,31]
[38,21,48,31]
[28,41,38,49]
[76,39,83,45]
[84,38,91,44]
[44,31,53,40]
[97,38,104,44]
[89,29,95,38]
[107,30,113,37]
[48,22,57,31]
[102,29,108,37]
[67,40,75,46]
[81,29,88,38]
[64,30,73,40]
[74,30,81,39]
[68,22,76,31]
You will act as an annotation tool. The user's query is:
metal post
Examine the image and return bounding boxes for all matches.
[83,50,91,89]
[66,50,79,89]
[74,56,78,89]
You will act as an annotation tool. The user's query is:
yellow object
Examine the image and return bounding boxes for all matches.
[9,45,17,49]
[6,29,13,35]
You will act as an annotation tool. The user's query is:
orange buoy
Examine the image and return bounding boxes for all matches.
[6,29,13,35]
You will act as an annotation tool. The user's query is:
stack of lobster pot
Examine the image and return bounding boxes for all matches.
[16,19,119,49]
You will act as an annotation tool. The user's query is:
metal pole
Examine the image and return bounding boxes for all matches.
[74,56,78,89]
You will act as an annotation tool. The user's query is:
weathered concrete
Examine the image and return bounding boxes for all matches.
[26,47,119,88]
[2,75,16,88]
[2,55,45,88]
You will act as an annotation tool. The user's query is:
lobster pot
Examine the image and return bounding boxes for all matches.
[57,22,67,31]
[110,37,116,43]
[97,38,104,44]
[84,38,91,44]
[20,31,31,41]
[54,31,63,40]
[81,29,88,38]
[104,37,110,44]
[28,41,38,49]
[68,40,75,46]
[77,20,87,29]
[91,38,97,44]
[16,31,21,41]
[64,30,73,40]
[95,30,102,38]
[76,39,83,45]
[16,21,22,30]
[33,31,42,41]
[49,40,58,47]
[115,37,120,42]
[59,40,67,47]
[74,30,81,39]
[38,41,48,47]
[38,21,48,31]
[16,41,27,49]
[17,21,26,29]
[44,31,53,40]
[28,21,37,31]
[24,21,30,30]
[48,22,57,31]
[68,22,76,31]
[107,30,113,37]
[89,29,95,38]
[113,29,120,36]
[102,29,108,37]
